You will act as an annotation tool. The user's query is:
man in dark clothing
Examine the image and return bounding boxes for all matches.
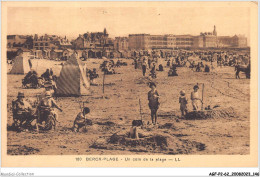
[134,59,138,69]
[142,59,148,76]
[41,69,51,81]
[205,65,210,72]
[148,58,151,69]
[148,82,160,125]
[50,68,54,76]
[12,92,34,131]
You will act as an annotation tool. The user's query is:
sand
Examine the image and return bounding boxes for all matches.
[6,57,250,155]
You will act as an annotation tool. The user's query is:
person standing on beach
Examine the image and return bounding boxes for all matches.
[142,58,148,76]
[148,82,160,125]
[191,85,201,111]
[179,90,188,117]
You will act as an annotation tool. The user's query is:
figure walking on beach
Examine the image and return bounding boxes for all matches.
[148,82,160,125]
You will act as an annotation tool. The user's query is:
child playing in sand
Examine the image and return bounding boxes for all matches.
[129,120,140,139]
[179,90,188,117]
[73,107,90,132]
[148,82,160,125]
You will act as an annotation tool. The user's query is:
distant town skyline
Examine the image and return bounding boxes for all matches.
[7,5,250,41]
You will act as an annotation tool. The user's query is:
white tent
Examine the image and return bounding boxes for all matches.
[9,55,31,74]
[56,54,90,96]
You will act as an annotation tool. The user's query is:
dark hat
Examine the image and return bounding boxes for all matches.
[17,92,25,98]
[180,90,186,95]
[83,107,90,114]
[149,82,156,88]
[193,85,199,89]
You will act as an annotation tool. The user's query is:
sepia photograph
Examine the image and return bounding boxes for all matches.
[1,1,258,169]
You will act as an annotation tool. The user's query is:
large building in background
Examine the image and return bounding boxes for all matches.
[148,35,168,49]
[114,37,129,51]
[32,34,72,58]
[175,35,194,49]
[128,34,195,50]
[73,28,114,50]
[230,35,247,47]
[128,26,248,50]
[7,35,33,49]
[7,26,248,60]
[128,34,150,50]
[72,28,114,58]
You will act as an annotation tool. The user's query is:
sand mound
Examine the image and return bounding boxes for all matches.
[158,123,176,130]
[91,130,205,154]
[97,121,116,126]
[86,121,118,133]
[185,107,237,120]
[158,111,177,118]
[7,145,40,155]
[135,77,152,85]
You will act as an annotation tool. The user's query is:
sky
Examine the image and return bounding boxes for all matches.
[7,6,250,40]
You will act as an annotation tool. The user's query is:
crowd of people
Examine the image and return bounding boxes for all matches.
[12,67,62,132]
[11,57,131,132]
[132,48,250,127]
[10,48,250,134]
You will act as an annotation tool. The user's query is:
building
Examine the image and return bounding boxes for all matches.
[231,35,247,48]
[128,34,150,50]
[128,34,194,50]
[73,28,109,50]
[33,34,51,50]
[31,34,72,59]
[175,35,194,49]
[217,35,247,48]
[217,36,233,47]
[73,28,114,58]
[148,35,168,49]
[195,26,218,48]
[129,34,173,50]
[7,35,33,49]
[166,35,176,49]
[201,33,217,48]
[193,36,204,48]
[56,36,72,49]
[128,26,247,50]
[114,37,129,51]
[50,49,63,60]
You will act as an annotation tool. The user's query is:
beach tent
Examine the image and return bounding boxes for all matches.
[9,55,31,74]
[56,54,90,96]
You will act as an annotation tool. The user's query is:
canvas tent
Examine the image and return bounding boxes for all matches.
[9,55,31,74]
[56,54,90,96]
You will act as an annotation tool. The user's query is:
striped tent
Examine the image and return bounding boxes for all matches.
[10,55,31,74]
[56,54,90,96]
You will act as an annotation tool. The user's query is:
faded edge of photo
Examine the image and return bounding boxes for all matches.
[1,1,258,167]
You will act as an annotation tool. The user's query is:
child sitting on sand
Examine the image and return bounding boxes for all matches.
[129,120,140,139]
[73,107,90,132]
[179,90,188,117]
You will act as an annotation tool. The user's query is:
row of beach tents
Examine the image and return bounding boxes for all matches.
[9,53,90,96]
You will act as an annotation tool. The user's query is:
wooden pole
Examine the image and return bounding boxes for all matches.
[201,83,204,111]
[102,71,105,94]
[82,102,87,131]
[139,98,143,121]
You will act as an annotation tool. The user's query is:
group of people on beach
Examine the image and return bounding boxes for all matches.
[147,82,202,125]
